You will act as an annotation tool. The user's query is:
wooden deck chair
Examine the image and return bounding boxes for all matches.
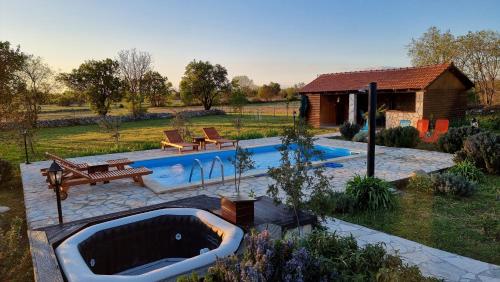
[202,127,238,149]
[422,119,449,143]
[416,119,429,139]
[161,129,199,153]
[42,153,133,175]
[49,162,152,200]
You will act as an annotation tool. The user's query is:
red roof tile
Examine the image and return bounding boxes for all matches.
[299,63,472,93]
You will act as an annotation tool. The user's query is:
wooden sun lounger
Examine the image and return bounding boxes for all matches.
[48,163,152,200]
[202,127,238,149]
[160,129,199,153]
[41,152,133,176]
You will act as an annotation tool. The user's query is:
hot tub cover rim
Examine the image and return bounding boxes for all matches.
[55,208,244,282]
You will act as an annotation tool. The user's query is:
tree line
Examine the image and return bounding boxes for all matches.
[0,41,304,127]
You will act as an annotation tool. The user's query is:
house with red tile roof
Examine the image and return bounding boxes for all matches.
[298,63,474,128]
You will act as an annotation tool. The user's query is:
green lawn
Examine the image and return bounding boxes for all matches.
[335,175,500,265]
[1,114,332,164]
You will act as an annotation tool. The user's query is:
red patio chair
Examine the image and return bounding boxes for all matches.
[417,119,429,139]
[422,119,449,143]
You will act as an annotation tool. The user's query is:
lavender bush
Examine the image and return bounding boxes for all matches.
[182,230,439,282]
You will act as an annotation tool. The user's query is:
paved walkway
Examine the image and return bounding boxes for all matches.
[20,135,500,281]
[327,219,500,282]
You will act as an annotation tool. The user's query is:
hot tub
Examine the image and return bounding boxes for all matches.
[55,208,244,281]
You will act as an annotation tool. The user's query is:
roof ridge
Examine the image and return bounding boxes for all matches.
[319,63,451,77]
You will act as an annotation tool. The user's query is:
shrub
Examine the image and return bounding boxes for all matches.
[0,159,13,190]
[376,126,419,148]
[454,132,500,175]
[478,113,500,131]
[0,217,33,281]
[265,129,280,137]
[346,175,396,211]
[407,174,433,192]
[431,172,477,197]
[308,191,355,215]
[234,131,265,140]
[200,230,436,282]
[480,214,500,242]
[352,131,368,142]
[438,126,483,153]
[340,122,361,140]
[330,192,356,213]
[448,160,485,183]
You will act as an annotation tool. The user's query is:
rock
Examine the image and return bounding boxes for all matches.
[410,169,427,178]
[0,206,10,214]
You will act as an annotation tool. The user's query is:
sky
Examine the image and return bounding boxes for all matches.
[1,0,499,88]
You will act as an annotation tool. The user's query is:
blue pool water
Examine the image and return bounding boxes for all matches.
[131,144,350,188]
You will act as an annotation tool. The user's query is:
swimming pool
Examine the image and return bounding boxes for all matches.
[131,144,351,190]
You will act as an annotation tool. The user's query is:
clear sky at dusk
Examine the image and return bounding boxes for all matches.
[1,0,499,87]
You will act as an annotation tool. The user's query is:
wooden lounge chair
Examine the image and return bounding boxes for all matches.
[48,162,152,200]
[42,153,133,176]
[202,127,238,149]
[161,130,199,153]
[422,119,449,143]
[416,119,429,139]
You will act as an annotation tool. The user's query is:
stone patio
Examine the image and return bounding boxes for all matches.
[21,134,499,281]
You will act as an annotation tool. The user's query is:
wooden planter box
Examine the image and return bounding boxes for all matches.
[220,194,256,226]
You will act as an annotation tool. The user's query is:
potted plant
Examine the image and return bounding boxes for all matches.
[219,145,256,225]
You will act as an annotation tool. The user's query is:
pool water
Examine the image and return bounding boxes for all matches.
[131,144,350,188]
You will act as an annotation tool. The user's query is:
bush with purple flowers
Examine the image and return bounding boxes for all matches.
[177,230,438,282]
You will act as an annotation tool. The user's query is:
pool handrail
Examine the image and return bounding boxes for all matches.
[188,159,205,188]
[209,156,224,184]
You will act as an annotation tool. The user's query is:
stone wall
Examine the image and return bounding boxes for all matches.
[0,109,225,130]
[385,91,424,128]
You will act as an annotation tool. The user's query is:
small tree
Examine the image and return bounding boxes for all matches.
[229,88,248,116]
[141,71,172,107]
[258,82,281,102]
[58,59,123,116]
[171,112,192,141]
[267,120,333,230]
[118,48,152,116]
[232,116,243,137]
[21,55,53,127]
[97,116,122,148]
[229,146,255,194]
[179,60,230,110]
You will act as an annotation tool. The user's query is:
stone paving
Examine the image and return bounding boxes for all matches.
[327,219,500,282]
[20,134,499,281]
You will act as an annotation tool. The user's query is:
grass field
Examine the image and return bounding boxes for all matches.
[336,175,500,265]
[38,101,301,121]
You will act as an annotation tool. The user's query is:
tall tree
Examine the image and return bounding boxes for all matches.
[456,31,500,106]
[141,71,172,107]
[21,56,53,126]
[0,41,26,124]
[58,59,123,116]
[179,60,230,110]
[408,27,499,106]
[407,26,458,66]
[118,48,152,116]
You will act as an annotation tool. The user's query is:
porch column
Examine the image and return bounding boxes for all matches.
[348,93,357,124]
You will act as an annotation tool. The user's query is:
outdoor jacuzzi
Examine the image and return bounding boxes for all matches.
[55,208,244,282]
